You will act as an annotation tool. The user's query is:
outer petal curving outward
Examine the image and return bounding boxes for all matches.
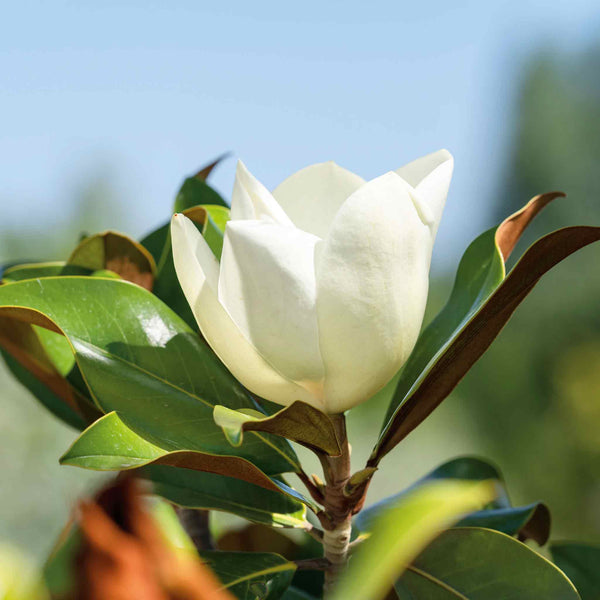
[315,172,434,412]
[170,214,318,407]
[218,220,325,397]
[230,161,294,225]
[272,162,365,239]
[395,149,453,238]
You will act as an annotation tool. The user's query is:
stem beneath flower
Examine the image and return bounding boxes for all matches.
[319,413,353,595]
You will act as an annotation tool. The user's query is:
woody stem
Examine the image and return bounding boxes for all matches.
[319,413,353,596]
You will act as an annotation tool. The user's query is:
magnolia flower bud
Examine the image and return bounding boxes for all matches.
[171,150,453,413]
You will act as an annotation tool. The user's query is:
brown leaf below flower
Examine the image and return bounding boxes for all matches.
[76,477,233,600]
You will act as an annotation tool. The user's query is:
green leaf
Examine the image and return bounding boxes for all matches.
[355,457,550,545]
[68,230,156,291]
[331,480,496,600]
[456,503,550,544]
[140,223,169,265]
[0,277,299,477]
[142,204,229,329]
[2,261,92,282]
[174,177,228,212]
[199,551,296,599]
[551,543,600,600]
[373,194,600,463]
[214,401,342,456]
[61,412,316,522]
[145,466,308,528]
[395,528,580,599]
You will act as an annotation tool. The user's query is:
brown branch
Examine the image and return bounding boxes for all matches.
[294,557,332,571]
[176,508,215,551]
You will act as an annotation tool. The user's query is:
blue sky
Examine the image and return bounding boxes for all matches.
[2,0,599,267]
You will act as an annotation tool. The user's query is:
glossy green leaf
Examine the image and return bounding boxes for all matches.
[0,277,299,477]
[142,204,229,329]
[214,401,342,456]
[551,543,600,600]
[199,551,296,600]
[355,457,550,545]
[373,194,600,463]
[68,230,156,291]
[395,528,580,599]
[331,480,496,600]
[144,465,308,528]
[61,412,316,517]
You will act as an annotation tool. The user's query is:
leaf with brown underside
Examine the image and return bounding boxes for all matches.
[213,402,342,456]
[372,193,600,464]
[496,192,565,260]
[68,231,156,290]
[61,411,316,525]
[194,153,230,181]
[0,307,100,429]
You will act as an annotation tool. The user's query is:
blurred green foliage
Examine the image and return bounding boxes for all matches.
[459,49,600,541]
[0,172,121,560]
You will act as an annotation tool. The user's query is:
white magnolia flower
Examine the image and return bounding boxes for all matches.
[171,150,453,414]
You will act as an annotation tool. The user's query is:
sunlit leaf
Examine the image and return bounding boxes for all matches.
[0,278,299,477]
[61,412,315,525]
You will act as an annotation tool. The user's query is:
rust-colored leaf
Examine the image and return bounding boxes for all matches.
[76,477,234,600]
[68,231,156,291]
[194,153,230,181]
[496,192,565,260]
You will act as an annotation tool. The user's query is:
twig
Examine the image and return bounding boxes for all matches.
[304,523,324,542]
[294,557,332,571]
[298,470,325,504]
[176,508,215,551]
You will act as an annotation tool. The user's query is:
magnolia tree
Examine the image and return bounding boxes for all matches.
[1,152,599,599]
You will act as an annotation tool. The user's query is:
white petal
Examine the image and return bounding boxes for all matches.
[316,172,433,412]
[219,220,324,392]
[230,161,293,225]
[395,149,453,237]
[170,214,319,408]
[272,162,365,238]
